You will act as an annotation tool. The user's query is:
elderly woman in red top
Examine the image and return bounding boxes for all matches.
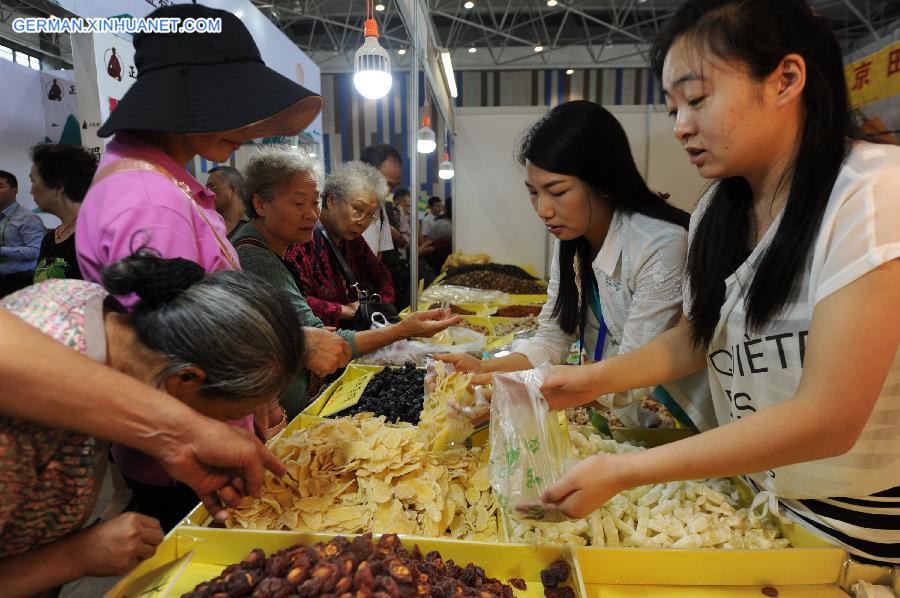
[287,161,396,327]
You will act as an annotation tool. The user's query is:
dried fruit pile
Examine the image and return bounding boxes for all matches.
[341,363,425,424]
[445,263,537,281]
[181,533,516,598]
[495,305,542,318]
[456,320,490,336]
[540,560,575,598]
[228,415,498,541]
[444,271,546,295]
[493,316,539,337]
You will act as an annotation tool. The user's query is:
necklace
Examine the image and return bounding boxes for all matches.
[55,216,77,243]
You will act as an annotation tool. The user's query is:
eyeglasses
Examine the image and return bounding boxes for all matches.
[349,206,379,224]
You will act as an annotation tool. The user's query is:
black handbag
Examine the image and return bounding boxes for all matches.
[319,224,399,331]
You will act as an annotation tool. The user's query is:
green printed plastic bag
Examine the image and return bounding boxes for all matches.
[489,363,568,522]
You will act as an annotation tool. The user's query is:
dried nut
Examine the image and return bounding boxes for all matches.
[761,588,779,598]
[417,584,431,595]
[341,557,355,576]
[297,576,325,597]
[508,578,527,590]
[242,548,266,569]
[252,577,292,598]
[335,577,353,593]
[266,555,291,578]
[388,561,413,584]
[377,576,401,598]
[313,563,340,592]
[355,561,375,590]
[287,565,309,585]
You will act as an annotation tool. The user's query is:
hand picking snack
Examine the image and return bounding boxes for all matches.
[228,415,499,542]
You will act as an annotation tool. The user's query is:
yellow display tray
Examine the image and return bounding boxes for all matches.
[107,528,584,598]
[301,364,385,417]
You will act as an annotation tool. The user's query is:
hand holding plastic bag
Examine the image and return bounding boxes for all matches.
[489,363,568,522]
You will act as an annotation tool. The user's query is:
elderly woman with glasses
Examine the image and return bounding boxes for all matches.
[286,161,398,327]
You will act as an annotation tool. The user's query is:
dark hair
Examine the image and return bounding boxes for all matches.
[0,170,18,189]
[427,196,442,207]
[29,144,98,203]
[102,250,304,402]
[393,188,410,200]
[518,100,689,336]
[650,0,852,347]
[439,197,452,220]
[361,144,402,168]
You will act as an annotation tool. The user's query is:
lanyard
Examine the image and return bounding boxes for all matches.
[0,204,20,247]
[579,275,608,364]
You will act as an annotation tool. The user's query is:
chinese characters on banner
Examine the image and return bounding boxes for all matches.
[845,39,900,144]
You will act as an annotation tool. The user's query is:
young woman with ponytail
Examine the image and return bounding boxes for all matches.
[438,100,714,431]
[535,0,900,565]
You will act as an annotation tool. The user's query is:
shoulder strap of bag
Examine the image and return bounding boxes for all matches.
[92,158,240,271]
[232,236,271,253]
[316,221,362,297]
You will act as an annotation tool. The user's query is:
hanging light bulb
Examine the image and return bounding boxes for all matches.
[417,115,437,154]
[438,151,455,180]
[353,1,392,100]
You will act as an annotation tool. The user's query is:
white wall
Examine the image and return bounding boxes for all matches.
[0,61,78,227]
[453,106,708,275]
[453,107,550,276]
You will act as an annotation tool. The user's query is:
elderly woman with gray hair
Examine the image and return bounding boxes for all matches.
[286,160,397,326]
[232,148,458,418]
[0,250,305,595]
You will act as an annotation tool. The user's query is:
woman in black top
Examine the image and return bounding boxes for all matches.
[29,144,98,281]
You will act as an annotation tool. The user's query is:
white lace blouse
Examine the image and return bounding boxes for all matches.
[512,210,714,429]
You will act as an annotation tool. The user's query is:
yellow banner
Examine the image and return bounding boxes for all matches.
[845,41,900,109]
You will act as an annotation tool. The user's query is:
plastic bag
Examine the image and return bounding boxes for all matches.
[489,363,568,522]
[356,327,486,367]
[420,284,510,306]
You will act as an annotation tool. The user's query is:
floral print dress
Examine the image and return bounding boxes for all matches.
[0,279,108,558]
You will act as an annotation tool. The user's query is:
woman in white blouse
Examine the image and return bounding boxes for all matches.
[438,100,714,430]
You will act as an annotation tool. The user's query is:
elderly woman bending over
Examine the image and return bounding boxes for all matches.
[232,147,458,418]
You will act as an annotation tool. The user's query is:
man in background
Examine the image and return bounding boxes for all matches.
[421,196,444,240]
[207,166,248,240]
[360,144,402,257]
[0,170,45,297]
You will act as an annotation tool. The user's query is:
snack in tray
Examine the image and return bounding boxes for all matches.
[508,426,791,549]
[228,414,499,541]
[456,319,490,335]
[181,533,517,598]
[540,559,574,597]
[444,270,546,295]
[495,305,543,318]
[445,263,538,281]
[341,363,425,424]
[493,315,540,337]
[419,361,485,453]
